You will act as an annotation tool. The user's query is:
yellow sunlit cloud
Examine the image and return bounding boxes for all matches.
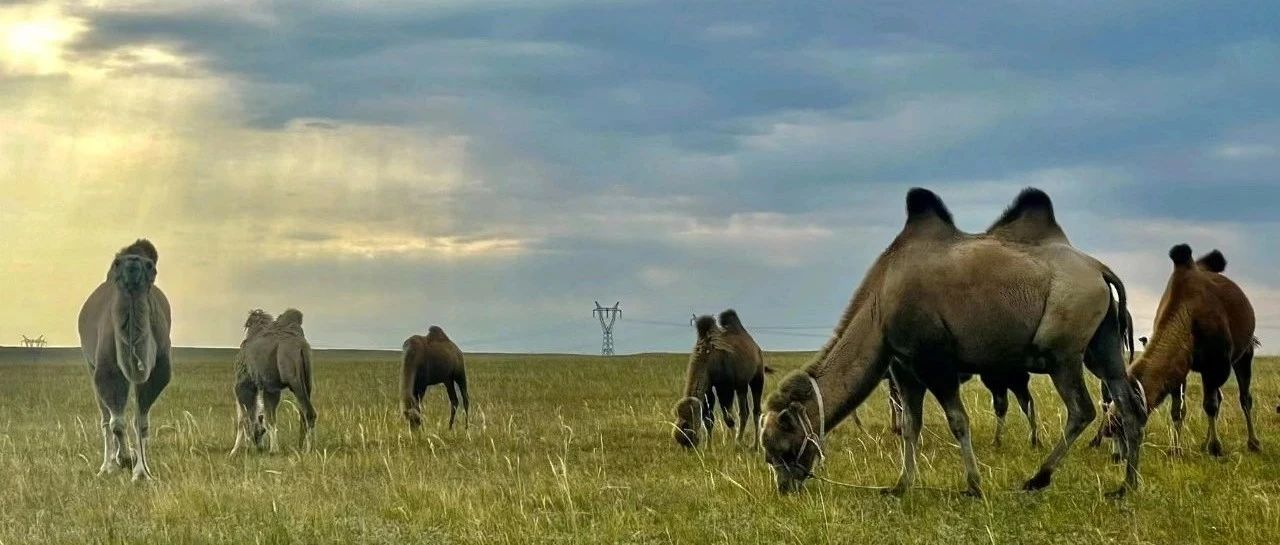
[0,5,85,75]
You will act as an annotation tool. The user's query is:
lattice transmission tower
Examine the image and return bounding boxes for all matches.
[20,335,46,363]
[593,301,621,356]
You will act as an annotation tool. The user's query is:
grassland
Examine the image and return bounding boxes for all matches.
[0,347,1278,544]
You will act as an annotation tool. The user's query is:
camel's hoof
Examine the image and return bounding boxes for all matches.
[992,438,1002,448]
[962,486,984,499]
[1104,487,1128,500]
[131,468,153,483]
[116,454,135,470]
[1022,470,1052,491]
[1110,452,1122,464]
[1204,440,1224,457]
[96,463,120,476]
[1247,439,1262,452]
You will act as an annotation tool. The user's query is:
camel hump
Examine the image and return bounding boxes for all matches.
[118,239,158,263]
[1170,243,1194,268]
[905,187,955,227]
[694,315,716,339]
[718,309,742,331]
[276,308,303,327]
[986,187,1068,244]
[1197,250,1227,273]
[426,325,449,341]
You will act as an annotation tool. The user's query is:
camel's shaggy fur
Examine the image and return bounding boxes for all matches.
[672,310,766,448]
[230,308,316,455]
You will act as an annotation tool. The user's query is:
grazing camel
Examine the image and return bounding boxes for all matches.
[401,326,470,430]
[673,310,766,448]
[760,188,1144,497]
[231,309,317,454]
[1104,245,1258,455]
[77,239,172,481]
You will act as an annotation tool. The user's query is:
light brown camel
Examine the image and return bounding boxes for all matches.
[760,188,1144,497]
[77,239,172,481]
[673,310,766,448]
[1104,245,1258,456]
[401,326,469,430]
[230,309,317,454]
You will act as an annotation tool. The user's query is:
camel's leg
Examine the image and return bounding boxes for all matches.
[445,380,460,430]
[1088,379,1111,448]
[132,353,170,482]
[750,371,764,448]
[703,389,717,444]
[1023,362,1095,492]
[886,364,925,496]
[887,377,904,436]
[1234,349,1260,452]
[717,386,737,434]
[230,379,258,456]
[1198,371,1228,455]
[983,376,1010,447]
[262,390,282,454]
[294,387,317,452]
[1011,376,1039,447]
[95,397,119,476]
[94,364,132,473]
[936,381,983,497]
[1169,380,1186,455]
[410,377,429,432]
[734,386,750,444]
[457,372,471,429]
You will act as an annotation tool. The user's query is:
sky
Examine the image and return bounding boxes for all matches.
[1,0,1278,353]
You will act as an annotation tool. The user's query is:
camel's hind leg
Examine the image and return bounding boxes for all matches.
[132,354,170,481]
[445,380,460,430]
[734,386,751,444]
[886,363,925,496]
[1023,360,1096,492]
[1201,367,1229,457]
[1010,375,1039,447]
[749,372,764,448]
[456,373,471,429]
[230,379,259,456]
[716,385,737,445]
[1169,380,1186,455]
[261,390,282,454]
[293,387,317,451]
[934,379,983,497]
[982,376,1011,447]
[1234,349,1260,452]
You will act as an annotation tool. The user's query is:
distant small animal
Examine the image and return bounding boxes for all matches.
[230,308,317,454]
[1103,246,1258,456]
[673,310,766,448]
[401,326,470,430]
[78,239,172,481]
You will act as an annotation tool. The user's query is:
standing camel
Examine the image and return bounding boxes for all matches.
[78,239,172,481]
[760,188,1144,497]
[1106,246,1258,455]
[401,326,470,430]
[672,310,766,448]
[230,309,317,454]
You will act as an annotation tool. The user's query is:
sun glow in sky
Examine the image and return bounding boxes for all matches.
[2,1,1278,352]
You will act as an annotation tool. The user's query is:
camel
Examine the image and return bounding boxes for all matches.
[760,188,1145,497]
[230,309,317,454]
[673,310,766,448]
[1103,245,1258,456]
[77,239,172,481]
[401,326,470,430]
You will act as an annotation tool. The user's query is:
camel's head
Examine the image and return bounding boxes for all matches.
[1101,374,1151,438]
[111,253,156,295]
[672,396,704,448]
[762,400,822,494]
[250,415,268,450]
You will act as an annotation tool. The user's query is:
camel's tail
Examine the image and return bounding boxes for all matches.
[300,346,314,396]
[1101,266,1134,363]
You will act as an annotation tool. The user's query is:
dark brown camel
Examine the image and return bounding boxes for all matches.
[673,310,766,448]
[760,188,1144,497]
[1104,245,1258,455]
[401,326,470,430]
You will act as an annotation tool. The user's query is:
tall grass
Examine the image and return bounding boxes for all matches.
[0,347,1277,544]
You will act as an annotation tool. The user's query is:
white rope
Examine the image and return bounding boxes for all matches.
[806,373,825,438]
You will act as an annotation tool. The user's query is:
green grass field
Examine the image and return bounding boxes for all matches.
[1,347,1278,544]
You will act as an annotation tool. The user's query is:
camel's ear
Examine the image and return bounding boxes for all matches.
[1169,244,1193,268]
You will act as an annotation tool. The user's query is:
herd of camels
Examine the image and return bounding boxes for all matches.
[77,187,1268,499]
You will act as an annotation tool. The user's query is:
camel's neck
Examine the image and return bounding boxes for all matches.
[682,347,715,399]
[112,289,156,381]
[806,305,889,432]
[1130,312,1194,409]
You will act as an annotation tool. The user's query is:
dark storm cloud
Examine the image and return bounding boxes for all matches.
[62,0,1280,350]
